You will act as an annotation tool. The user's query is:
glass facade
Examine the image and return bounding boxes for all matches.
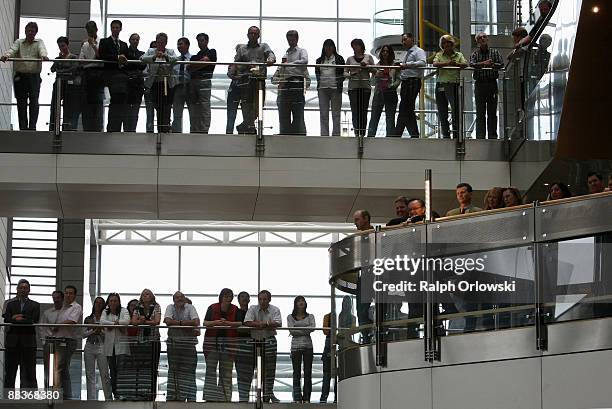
[95,231,351,402]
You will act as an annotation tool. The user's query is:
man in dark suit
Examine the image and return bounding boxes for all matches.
[3,279,40,388]
[99,19,129,132]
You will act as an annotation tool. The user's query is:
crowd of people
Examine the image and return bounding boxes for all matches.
[353,171,612,232]
[3,282,349,403]
[1,12,549,138]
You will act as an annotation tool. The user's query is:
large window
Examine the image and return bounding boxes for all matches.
[97,222,352,402]
[8,218,58,303]
[100,0,373,136]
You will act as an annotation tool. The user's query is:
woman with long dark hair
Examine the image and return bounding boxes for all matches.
[83,296,112,400]
[287,295,316,402]
[203,288,242,402]
[547,182,572,200]
[345,38,375,137]
[315,39,345,136]
[100,292,130,399]
[368,45,399,137]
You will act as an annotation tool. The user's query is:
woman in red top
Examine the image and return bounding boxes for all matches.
[203,288,242,402]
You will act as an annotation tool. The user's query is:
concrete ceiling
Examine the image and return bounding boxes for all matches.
[0,132,515,223]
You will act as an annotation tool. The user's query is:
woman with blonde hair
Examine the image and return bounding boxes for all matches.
[129,288,162,400]
[433,34,467,138]
[483,187,504,210]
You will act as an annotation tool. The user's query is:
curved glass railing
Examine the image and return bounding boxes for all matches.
[330,192,612,370]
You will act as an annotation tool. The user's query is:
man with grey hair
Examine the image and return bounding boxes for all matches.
[387,196,410,226]
[353,209,373,231]
[469,32,503,139]
[164,291,200,401]
[3,279,41,388]
[141,32,178,133]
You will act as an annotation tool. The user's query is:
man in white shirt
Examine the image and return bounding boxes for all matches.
[244,290,282,403]
[52,285,83,400]
[394,32,426,138]
[171,38,192,133]
[1,21,49,130]
[79,20,105,131]
[40,290,64,388]
[274,30,308,135]
[164,291,200,402]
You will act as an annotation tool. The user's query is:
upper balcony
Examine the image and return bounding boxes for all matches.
[0,52,562,221]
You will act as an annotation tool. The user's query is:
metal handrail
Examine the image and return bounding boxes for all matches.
[3,56,505,72]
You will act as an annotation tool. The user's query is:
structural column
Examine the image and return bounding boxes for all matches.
[56,218,92,400]
[67,0,91,55]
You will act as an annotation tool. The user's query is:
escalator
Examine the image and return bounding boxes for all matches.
[508,0,612,199]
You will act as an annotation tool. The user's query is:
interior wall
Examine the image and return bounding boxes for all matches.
[0,0,16,129]
[338,348,612,409]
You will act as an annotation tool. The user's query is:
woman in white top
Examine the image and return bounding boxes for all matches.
[100,293,130,399]
[344,38,376,137]
[315,39,345,136]
[287,296,316,402]
[83,296,112,400]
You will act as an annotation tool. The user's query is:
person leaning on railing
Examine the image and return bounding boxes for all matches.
[140,33,178,133]
[547,182,572,200]
[483,187,505,210]
[203,288,242,402]
[49,36,80,132]
[232,26,276,135]
[244,290,282,403]
[446,182,483,216]
[164,291,200,402]
[130,288,162,401]
[234,291,254,402]
[433,35,467,139]
[470,32,504,140]
[1,21,49,131]
[502,187,522,207]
